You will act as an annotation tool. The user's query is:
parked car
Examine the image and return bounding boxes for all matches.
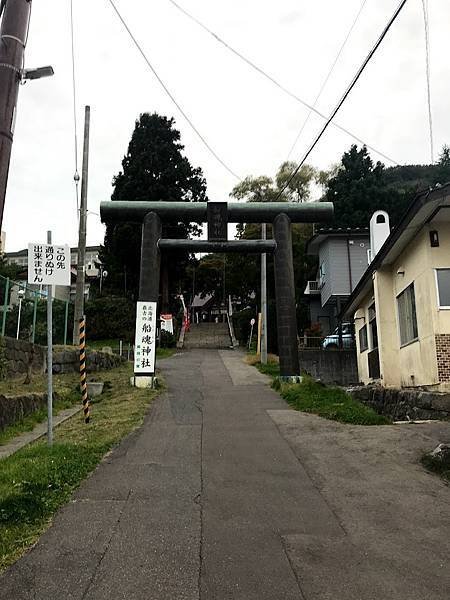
[322,323,355,349]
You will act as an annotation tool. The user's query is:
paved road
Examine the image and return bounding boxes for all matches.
[1,349,449,599]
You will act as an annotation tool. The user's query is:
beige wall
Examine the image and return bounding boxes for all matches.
[354,223,450,389]
[373,268,402,387]
[354,290,373,384]
[390,227,438,387]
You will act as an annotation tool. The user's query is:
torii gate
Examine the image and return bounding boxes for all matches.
[100,200,333,385]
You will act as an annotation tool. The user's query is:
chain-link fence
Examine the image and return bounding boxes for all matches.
[0,275,74,346]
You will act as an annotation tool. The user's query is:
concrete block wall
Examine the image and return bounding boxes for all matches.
[298,349,359,386]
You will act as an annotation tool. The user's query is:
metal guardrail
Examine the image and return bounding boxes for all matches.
[0,274,73,345]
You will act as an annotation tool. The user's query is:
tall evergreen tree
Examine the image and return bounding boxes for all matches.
[101,113,207,305]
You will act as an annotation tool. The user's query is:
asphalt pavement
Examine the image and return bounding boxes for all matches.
[0,349,449,599]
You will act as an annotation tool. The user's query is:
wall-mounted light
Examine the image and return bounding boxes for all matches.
[396,267,405,276]
[430,230,439,248]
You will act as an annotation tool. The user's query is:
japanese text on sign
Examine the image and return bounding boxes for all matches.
[134,301,157,374]
[27,243,71,286]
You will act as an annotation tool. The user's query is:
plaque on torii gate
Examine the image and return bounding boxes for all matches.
[101,200,333,387]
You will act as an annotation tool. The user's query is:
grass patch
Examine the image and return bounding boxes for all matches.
[0,371,83,446]
[245,353,280,379]
[279,377,390,425]
[0,363,158,572]
[256,362,280,378]
[246,353,388,426]
[421,452,450,484]
[156,347,177,360]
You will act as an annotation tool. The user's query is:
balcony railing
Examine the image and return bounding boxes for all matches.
[304,280,320,295]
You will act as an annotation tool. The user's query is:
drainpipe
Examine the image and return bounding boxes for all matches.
[346,237,354,293]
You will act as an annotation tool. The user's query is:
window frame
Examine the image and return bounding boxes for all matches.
[434,268,450,309]
[396,282,419,348]
[368,303,378,350]
[358,324,368,353]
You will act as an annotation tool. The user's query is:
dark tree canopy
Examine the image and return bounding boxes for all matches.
[325,144,450,229]
[101,113,207,302]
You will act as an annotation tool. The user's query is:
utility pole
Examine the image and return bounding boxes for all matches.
[47,230,53,445]
[72,106,90,345]
[0,0,32,229]
[261,222,268,364]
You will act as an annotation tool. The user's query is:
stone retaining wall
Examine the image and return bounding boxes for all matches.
[0,392,58,431]
[299,349,358,386]
[2,337,46,378]
[1,337,125,379]
[53,348,124,374]
[347,385,450,421]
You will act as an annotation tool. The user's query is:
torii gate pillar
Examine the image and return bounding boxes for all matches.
[273,213,300,379]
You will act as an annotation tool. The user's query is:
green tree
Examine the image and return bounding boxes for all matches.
[275,161,317,202]
[101,113,207,307]
[324,145,406,228]
[438,145,450,167]
[325,144,450,230]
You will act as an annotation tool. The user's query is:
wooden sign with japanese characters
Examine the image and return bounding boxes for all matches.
[134,301,157,375]
[27,243,71,286]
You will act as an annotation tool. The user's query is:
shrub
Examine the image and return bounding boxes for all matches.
[160,330,176,348]
[85,296,136,341]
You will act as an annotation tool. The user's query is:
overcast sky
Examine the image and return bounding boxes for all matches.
[3,0,449,251]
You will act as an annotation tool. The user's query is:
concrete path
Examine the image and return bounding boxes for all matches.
[0,349,449,599]
[0,405,82,460]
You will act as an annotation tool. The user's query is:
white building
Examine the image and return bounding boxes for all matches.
[3,245,101,305]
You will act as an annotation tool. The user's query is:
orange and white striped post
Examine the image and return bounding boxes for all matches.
[79,317,90,423]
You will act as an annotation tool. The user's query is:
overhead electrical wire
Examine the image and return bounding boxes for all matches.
[167,0,398,166]
[70,0,80,213]
[421,0,434,163]
[286,0,367,160]
[275,0,409,202]
[107,0,241,180]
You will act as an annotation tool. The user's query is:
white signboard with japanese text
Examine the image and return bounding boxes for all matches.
[160,313,174,335]
[134,301,157,374]
[27,243,71,286]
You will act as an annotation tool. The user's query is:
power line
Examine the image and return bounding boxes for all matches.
[275,0,409,202]
[167,0,398,166]
[70,0,80,213]
[107,0,241,181]
[421,0,434,163]
[286,0,367,160]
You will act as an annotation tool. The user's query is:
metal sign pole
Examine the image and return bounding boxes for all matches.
[47,231,53,446]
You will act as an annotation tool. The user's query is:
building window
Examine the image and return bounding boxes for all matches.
[397,283,418,346]
[319,262,325,287]
[359,325,368,352]
[436,268,450,308]
[368,303,378,349]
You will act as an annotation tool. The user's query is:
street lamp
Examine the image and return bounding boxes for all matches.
[16,287,25,340]
[21,66,54,81]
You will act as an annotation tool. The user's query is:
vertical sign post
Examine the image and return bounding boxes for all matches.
[134,301,157,388]
[28,236,71,445]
